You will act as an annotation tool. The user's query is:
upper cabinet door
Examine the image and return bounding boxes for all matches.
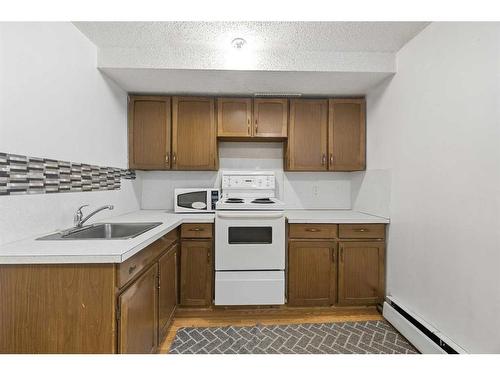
[217,98,252,137]
[287,99,328,171]
[128,96,171,170]
[253,99,288,138]
[172,97,217,170]
[328,99,366,171]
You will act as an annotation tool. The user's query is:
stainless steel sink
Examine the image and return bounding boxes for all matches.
[36,222,162,240]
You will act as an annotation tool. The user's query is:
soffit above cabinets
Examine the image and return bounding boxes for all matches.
[74,21,429,95]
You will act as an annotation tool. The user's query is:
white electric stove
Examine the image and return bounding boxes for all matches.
[215,171,286,306]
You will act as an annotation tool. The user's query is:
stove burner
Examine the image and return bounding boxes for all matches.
[225,198,244,203]
[251,198,274,204]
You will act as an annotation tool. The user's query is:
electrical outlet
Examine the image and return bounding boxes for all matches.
[312,185,319,197]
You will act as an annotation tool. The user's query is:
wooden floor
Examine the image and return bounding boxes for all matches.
[159,306,383,354]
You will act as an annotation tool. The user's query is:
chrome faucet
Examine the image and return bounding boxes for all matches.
[74,204,114,228]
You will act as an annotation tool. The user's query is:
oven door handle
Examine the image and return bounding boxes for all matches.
[216,212,284,219]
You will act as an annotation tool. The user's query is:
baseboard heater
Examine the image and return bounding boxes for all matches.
[383,296,466,354]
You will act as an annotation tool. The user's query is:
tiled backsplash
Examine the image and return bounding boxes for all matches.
[0,152,135,196]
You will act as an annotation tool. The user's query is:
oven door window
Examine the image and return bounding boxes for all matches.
[177,191,207,210]
[228,227,272,244]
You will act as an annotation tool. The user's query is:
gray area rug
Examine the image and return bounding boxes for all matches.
[169,320,418,354]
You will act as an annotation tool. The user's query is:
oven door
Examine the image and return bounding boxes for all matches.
[175,190,209,213]
[215,211,285,270]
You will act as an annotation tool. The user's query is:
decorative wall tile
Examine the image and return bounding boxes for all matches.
[0,151,135,196]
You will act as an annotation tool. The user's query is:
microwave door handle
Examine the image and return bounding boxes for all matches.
[216,212,284,219]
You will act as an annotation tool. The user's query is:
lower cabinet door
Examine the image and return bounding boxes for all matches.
[288,241,336,306]
[158,244,178,340]
[338,241,385,305]
[180,240,213,306]
[118,264,158,354]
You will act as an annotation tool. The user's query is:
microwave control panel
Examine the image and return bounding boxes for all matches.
[211,189,220,210]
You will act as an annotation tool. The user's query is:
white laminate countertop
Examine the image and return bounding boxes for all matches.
[285,209,390,224]
[0,211,214,265]
[0,209,389,264]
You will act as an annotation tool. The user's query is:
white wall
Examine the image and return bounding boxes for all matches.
[367,23,500,353]
[141,142,352,210]
[0,23,141,244]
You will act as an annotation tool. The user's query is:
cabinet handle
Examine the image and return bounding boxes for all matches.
[172,153,176,165]
[128,265,137,275]
[247,118,251,135]
[305,228,320,232]
[207,251,211,264]
[321,154,326,165]
[340,247,344,262]
[255,119,258,134]
[354,228,368,232]
[331,248,336,263]
[189,227,203,232]
[329,153,333,165]
[165,153,170,164]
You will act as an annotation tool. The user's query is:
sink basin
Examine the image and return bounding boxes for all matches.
[36,222,163,240]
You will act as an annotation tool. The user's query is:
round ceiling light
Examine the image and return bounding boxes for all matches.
[231,37,247,50]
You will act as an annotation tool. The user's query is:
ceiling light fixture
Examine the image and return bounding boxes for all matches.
[231,38,247,50]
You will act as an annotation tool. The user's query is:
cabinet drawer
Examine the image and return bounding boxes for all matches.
[117,231,177,289]
[339,224,385,239]
[181,223,213,239]
[289,224,338,239]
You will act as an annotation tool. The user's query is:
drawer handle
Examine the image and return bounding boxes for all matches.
[189,227,204,232]
[305,228,320,232]
[354,228,368,232]
[128,265,137,275]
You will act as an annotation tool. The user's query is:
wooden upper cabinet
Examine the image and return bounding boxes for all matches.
[172,97,217,170]
[128,96,171,170]
[253,99,288,138]
[338,241,385,306]
[328,99,366,171]
[217,98,252,137]
[288,241,337,306]
[286,99,328,171]
[118,264,158,354]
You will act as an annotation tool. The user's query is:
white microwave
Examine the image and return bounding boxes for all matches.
[174,188,220,213]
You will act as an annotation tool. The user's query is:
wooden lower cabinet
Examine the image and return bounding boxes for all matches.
[288,241,337,306]
[0,230,180,354]
[180,240,213,306]
[0,264,116,354]
[337,241,385,305]
[118,264,158,354]
[158,243,178,339]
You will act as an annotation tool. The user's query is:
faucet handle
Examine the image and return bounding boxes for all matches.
[77,204,89,212]
[74,205,89,226]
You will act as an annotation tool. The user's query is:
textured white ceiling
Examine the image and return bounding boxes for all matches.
[75,22,428,53]
[74,22,429,94]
